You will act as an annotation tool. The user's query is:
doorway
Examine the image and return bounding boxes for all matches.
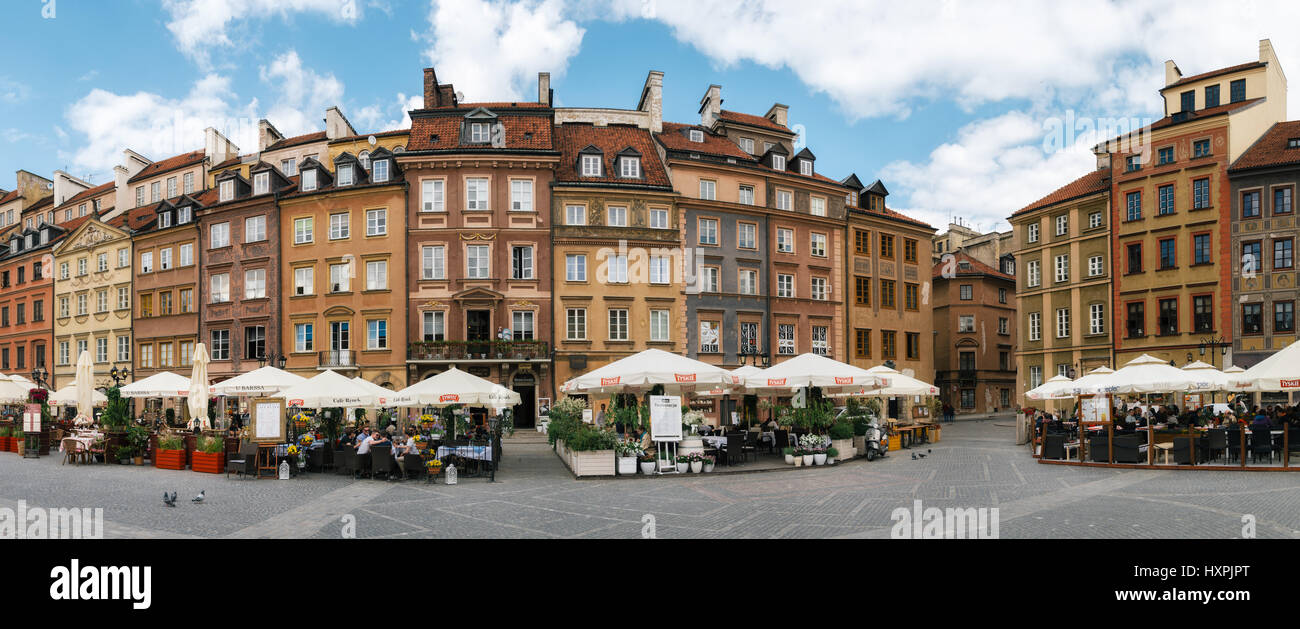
[467,310,490,357]
[512,373,536,429]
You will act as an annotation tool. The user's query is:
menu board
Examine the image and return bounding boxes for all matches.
[1081,396,1111,423]
[24,403,40,432]
[253,398,285,443]
[650,395,683,442]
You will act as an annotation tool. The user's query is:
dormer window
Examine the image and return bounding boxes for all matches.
[338,164,354,187]
[772,155,786,171]
[219,180,234,202]
[359,151,371,170]
[159,212,171,229]
[800,160,812,176]
[253,172,269,195]
[40,229,48,245]
[177,206,192,224]
[302,169,317,192]
[1289,138,1300,149]
[372,159,389,183]
[620,156,641,179]
[470,122,491,143]
[8,241,15,255]
[689,129,704,143]
[738,137,754,154]
[581,154,602,177]
[24,235,32,249]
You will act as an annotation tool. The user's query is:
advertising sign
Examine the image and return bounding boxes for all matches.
[649,395,683,442]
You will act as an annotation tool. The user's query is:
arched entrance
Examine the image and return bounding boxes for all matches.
[512,373,536,429]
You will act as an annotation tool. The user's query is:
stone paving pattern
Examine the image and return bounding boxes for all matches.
[2,418,1297,539]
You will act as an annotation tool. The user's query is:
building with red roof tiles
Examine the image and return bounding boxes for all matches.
[50,210,136,390]
[399,67,559,426]
[1009,167,1112,407]
[132,191,209,386]
[931,251,1017,415]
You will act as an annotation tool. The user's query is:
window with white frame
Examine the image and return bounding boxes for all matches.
[649,309,670,342]
[422,180,445,211]
[219,180,233,202]
[1088,255,1104,276]
[777,190,792,210]
[1029,365,1043,389]
[777,228,793,253]
[512,246,533,280]
[329,263,350,293]
[1028,312,1041,341]
[649,255,670,284]
[1054,254,1069,282]
[159,248,172,270]
[650,207,668,229]
[183,172,194,194]
[294,217,313,244]
[738,137,754,153]
[421,312,444,342]
[1027,260,1040,287]
[210,330,229,360]
[512,311,534,340]
[1089,303,1105,335]
[293,267,313,295]
[245,215,266,242]
[778,324,795,354]
[1089,211,1102,229]
[581,154,602,177]
[211,222,230,248]
[210,273,230,302]
[738,185,755,205]
[337,164,354,186]
[97,253,108,272]
[301,168,317,191]
[698,218,718,245]
[117,287,129,310]
[777,273,794,298]
[1056,308,1070,338]
[800,160,813,176]
[365,261,387,290]
[607,206,627,227]
[177,206,191,224]
[466,245,489,279]
[510,179,533,211]
[140,252,153,273]
[739,269,758,295]
[372,159,389,183]
[689,129,704,143]
[699,179,716,200]
[366,208,386,236]
[295,323,314,352]
[811,277,828,300]
[811,326,828,355]
[422,246,445,280]
[608,309,629,340]
[606,255,629,284]
[244,268,266,299]
[566,205,586,225]
[466,177,489,210]
[96,337,108,363]
[253,172,269,195]
[772,155,786,171]
[1027,223,1039,243]
[701,267,720,293]
[281,158,297,177]
[566,308,587,340]
[738,222,756,249]
[566,254,586,281]
[367,319,388,350]
[810,233,827,257]
[958,315,975,332]
[329,212,349,240]
[620,156,640,178]
[810,197,826,216]
[1055,214,1068,236]
[167,177,177,198]
[179,243,193,267]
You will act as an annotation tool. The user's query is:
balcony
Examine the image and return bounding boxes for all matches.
[407,340,550,363]
[319,350,357,370]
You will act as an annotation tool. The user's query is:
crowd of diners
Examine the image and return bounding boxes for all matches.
[1029,396,1300,438]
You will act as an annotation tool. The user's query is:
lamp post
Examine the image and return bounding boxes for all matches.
[108,365,129,387]
[30,367,48,389]
[257,353,267,369]
[1197,335,1230,369]
[277,353,287,370]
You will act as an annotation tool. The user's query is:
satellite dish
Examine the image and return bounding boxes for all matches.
[367,135,377,146]
[455,91,465,102]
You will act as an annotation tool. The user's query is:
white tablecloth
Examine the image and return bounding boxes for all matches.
[436,445,493,462]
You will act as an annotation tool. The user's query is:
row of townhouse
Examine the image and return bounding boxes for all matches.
[0,66,941,427]
[1012,39,1300,406]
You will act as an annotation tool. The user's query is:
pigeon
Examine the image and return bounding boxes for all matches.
[917,452,927,459]
[162,492,176,508]
[192,490,205,504]
[927,449,932,454]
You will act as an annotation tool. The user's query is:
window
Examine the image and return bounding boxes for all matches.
[800,160,812,176]
[606,255,628,284]
[159,212,172,229]
[242,326,266,360]
[330,321,350,352]
[179,341,192,367]
[776,190,792,210]
[140,252,153,274]
[329,212,350,240]
[855,329,871,358]
[422,180,445,212]
[880,279,896,308]
[619,157,640,179]
[854,230,870,255]
[1055,214,1068,236]
[1158,238,1176,269]
[366,320,388,350]
[294,217,313,244]
[998,317,1009,335]
[1158,146,1175,165]
[738,185,755,205]
[905,283,919,310]
[959,315,975,333]
[1086,303,1105,335]
[1126,302,1145,338]
[879,330,894,360]
[1242,303,1262,334]
[1158,184,1174,215]
[1157,298,1178,335]
[699,321,719,353]
[372,159,389,183]
[510,179,533,211]
[58,342,69,366]
[778,274,795,299]
[96,290,108,313]
[1027,260,1040,287]
[512,311,534,340]
[1205,84,1220,108]
[469,122,491,144]
[1055,254,1069,282]
[698,179,716,200]
[701,267,720,293]
[854,276,870,305]
[210,330,229,360]
[295,323,315,352]
[1028,312,1041,341]
[879,233,895,259]
[739,322,759,354]
[607,206,627,227]
[77,258,86,276]
[959,284,973,300]
[293,267,312,296]
[211,222,230,248]
[421,312,444,342]
[1125,155,1142,172]
[97,253,108,272]
[59,262,68,280]
[1029,365,1043,390]
[1088,255,1104,276]
[1193,179,1210,209]
[1089,211,1102,229]
[650,207,669,229]
[608,309,629,341]
[810,233,827,257]
[242,269,265,299]
[903,238,918,263]
[1276,187,1293,214]
[566,205,586,226]
[1230,78,1245,103]
[565,254,586,282]
[511,246,533,280]
[906,332,920,360]
[95,337,108,363]
[1242,241,1261,273]
[179,243,193,267]
[737,222,756,249]
[1242,190,1261,218]
[650,310,670,342]
[301,168,317,191]
[253,172,269,195]
[239,215,265,243]
[466,178,489,210]
[1027,223,1039,243]
[1276,301,1295,333]
[365,208,387,236]
[209,273,230,302]
[777,228,794,253]
[1275,238,1293,269]
[772,155,786,171]
[738,137,754,154]
[466,245,489,279]
[566,308,587,340]
[811,277,828,301]
[810,197,825,217]
[150,182,161,203]
[329,263,350,293]
[649,255,670,284]
[218,181,233,203]
[811,326,828,355]
[689,129,704,143]
[337,164,354,187]
[776,324,796,355]
[178,288,191,313]
[698,218,718,246]
[1126,191,1142,221]
[118,287,130,310]
[1126,243,1143,273]
[1193,139,1211,158]
[739,269,758,295]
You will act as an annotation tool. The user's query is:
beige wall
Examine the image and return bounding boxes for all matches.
[52,219,134,389]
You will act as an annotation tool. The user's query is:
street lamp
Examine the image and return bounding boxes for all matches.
[1197,335,1229,368]
[277,353,287,369]
[108,365,130,386]
[257,353,267,368]
[30,367,47,389]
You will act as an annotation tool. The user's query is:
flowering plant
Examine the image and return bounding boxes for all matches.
[676,454,692,464]
[287,445,300,456]
[614,438,643,457]
[700,454,715,465]
[425,458,443,471]
[682,410,706,428]
[798,433,828,450]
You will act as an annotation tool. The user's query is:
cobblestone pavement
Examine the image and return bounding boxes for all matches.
[2,418,1297,539]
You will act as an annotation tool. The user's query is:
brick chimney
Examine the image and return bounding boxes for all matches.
[257,119,283,152]
[422,67,458,108]
[764,103,789,128]
[699,84,721,128]
[638,70,664,133]
[538,72,551,106]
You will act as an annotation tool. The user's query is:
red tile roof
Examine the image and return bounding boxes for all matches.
[1166,61,1266,89]
[554,124,672,188]
[719,109,790,132]
[329,129,411,144]
[1012,168,1111,217]
[265,131,327,152]
[933,251,1013,281]
[407,110,553,152]
[54,181,114,211]
[860,205,935,229]
[1102,99,1262,148]
[109,204,159,231]
[656,122,753,159]
[128,150,205,183]
[1229,120,1300,172]
[0,190,20,206]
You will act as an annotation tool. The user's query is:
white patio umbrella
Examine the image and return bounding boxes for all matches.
[1230,339,1300,391]
[209,366,307,396]
[186,343,211,430]
[1024,375,1077,401]
[49,384,107,406]
[1180,361,1241,392]
[1071,354,1199,395]
[5,374,35,392]
[75,350,95,421]
[1067,366,1114,396]
[351,377,397,406]
[694,366,763,397]
[392,367,521,407]
[560,348,732,395]
[0,378,29,404]
[119,371,192,398]
[743,353,885,394]
[273,369,377,408]
[862,365,939,396]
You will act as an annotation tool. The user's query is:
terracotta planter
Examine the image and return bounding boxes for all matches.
[191,451,225,474]
[0,437,9,452]
[155,449,186,470]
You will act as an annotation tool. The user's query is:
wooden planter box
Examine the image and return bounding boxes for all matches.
[0,437,10,452]
[191,451,225,474]
[570,449,615,477]
[155,449,186,470]
[831,438,856,461]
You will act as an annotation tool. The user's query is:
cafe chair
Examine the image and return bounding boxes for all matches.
[334,449,353,476]
[1204,429,1228,463]
[1227,429,1242,462]
[1112,434,1145,464]
[225,444,258,480]
[1172,437,1195,465]
[1087,434,1110,462]
[1250,432,1275,464]
[370,445,392,480]
[354,452,372,479]
[1042,434,1066,460]
[725,433,745,466]
[404,453,424,481]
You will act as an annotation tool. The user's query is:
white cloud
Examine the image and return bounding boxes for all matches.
[353,93,423,132]
[0,77,30,104]
[258,51,345,136]
[163,0,362,68]
[418,0,585,102]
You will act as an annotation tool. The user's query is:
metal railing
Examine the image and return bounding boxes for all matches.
[407,340,550,361]
[319,350,357,368]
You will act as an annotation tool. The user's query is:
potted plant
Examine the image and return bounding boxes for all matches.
[565,422,617,477]
[798,433,822,466]
[829,418,856,460]
[701,453,715,473]
[191,436,225,473]
[638,452,656,475]
[688,452,703,473]
[126,425,149,465]
[826,447,839,465]
[782,446,795,465]
[674,453,690,473]
[792,448,804,467]
[614,438,641,475]
[155,434,186,470]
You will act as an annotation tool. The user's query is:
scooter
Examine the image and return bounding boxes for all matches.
[862,417,889,461]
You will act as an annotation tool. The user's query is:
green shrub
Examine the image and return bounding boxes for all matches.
[852,415,872,436]
[196,436,224,454]
[567,424,618,451]
[827,447,839,458]
[0,426,9,437]
[829,418,854,440]
[157,434,185,451]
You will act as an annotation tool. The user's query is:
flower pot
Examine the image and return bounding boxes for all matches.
[826,457,836,465]
[689,461,703,473]
[133,456,144,466]
[802,454,814,466]
[639,461,656,475]
[617,456,637,475]
[703,462,714,473]
[814,453,827,465]
[675,462,688,473]
[191,451,225,474]
[784,454,794,464]
[155,449,186,470]
[793,457,803,467]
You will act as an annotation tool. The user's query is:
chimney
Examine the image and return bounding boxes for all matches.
[15,170,53,206]
[764,103,789,129]
[204,127,240,167]
[258,119,283,152]
[1094,146,1110,171]
[50,171,88,207]
[1260,38,1277,65]
[538,72,551,106]
[113,165,131,213]
[423,68,439,108]
[324,107,356,140]
[638,70,664,133]
[698,84,721,128]
[1164,60,1182,87]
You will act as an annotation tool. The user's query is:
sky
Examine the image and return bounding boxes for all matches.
[1,0,1299,233]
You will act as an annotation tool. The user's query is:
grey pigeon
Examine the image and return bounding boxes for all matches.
[917,452,927,459]
[163,492,175,507]
[192,490,205,503]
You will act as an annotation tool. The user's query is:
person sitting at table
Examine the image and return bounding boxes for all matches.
[1251,410,1272,432]
[394,428,419,476]
[354,426,371,448]
[357,429,385,455]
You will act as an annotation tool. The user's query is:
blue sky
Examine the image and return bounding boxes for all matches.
[2,0,1298,232]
